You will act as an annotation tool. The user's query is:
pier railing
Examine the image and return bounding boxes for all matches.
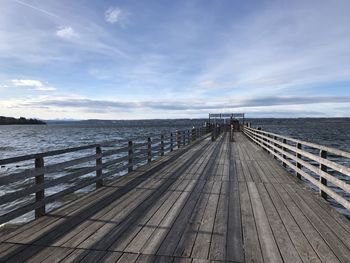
[0,126,209,225]
[243,126,350,211]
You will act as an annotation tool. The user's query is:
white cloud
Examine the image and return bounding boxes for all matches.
[10,79,56,91]
[104,7,128,26]
[56,26,76,40]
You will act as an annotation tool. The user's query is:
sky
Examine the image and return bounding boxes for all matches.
[0,0,350,120]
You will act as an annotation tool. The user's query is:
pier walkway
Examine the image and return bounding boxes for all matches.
[1,132,350,262]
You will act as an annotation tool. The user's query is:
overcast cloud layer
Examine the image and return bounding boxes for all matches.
[1,0,350,119]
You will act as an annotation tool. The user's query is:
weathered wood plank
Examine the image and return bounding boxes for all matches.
[247,182,283,262]
[142,181,195,254]
[209,181,228,261]
[191,187,220,259]
[108,181,176,252]
[157,136,225,257]
[238,181,263,262]
[282,183,350,261]
[226,176,244,262]
[172,182,213,257]
[116,252,139,263]
[58,179,163,248]
[272,182,340,262]
[264,183,321,263]
[40,247,75,263]
[98,251,122,263]
[256,183,302,263]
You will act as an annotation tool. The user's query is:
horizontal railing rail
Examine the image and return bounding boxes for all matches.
[243,126,350,211]
[0,126,210,225]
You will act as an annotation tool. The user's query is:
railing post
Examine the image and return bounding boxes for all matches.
[296,143,302,180]
[160,135,164,156]
[282,138,287,168]
[128,140,133,172]
[273,136,278,159]
[177,130,181,149]
[256,128,262,148]
[35,157,45,218]
[265,134,270,152]
[320,150,328,199]
[96,145,103,188]
[170,133,173,152]
[266,134,271,152]
[147,137,152,162]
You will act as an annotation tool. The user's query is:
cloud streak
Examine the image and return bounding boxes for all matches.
[14,95,350,112]
[2,79,56,91]
[14,0,61,19]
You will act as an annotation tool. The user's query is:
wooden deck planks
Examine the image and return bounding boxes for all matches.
[238,181,264,262]
[1,132,350,263]
[255,183,302,263]
[247,182,283,263]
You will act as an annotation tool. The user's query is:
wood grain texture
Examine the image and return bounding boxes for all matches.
[1,132,350,263]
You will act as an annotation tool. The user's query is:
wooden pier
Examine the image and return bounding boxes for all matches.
[1,129,350,262]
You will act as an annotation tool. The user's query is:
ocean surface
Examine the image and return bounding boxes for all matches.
[0,118,349,225]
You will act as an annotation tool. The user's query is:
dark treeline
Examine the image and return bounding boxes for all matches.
[0,116,46,125]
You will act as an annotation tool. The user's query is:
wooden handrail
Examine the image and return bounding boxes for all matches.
[0,125,210,225]
[243,126,350,211]
[244,127,350,177]
[0,144,99,165]
[244,126,350,159]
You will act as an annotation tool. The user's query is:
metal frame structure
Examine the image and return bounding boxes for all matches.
[208,113,245,125]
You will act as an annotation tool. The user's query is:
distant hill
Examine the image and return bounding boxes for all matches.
[0,116,46,125]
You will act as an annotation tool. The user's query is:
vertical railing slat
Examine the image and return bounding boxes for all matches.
[147,137,152,163]
[128,140,133,172]
[320,150,328,199]
[282,139,287,168]
[296,143,302,180]
[160,135,164,156]
[96,145,103,188]
[182,131,186,146]
[170,133,173,152]
[35,157,45,218]
[273,136,277,159]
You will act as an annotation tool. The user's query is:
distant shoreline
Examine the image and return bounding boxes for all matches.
[0,116,46,125]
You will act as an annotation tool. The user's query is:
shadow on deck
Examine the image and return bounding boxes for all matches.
[1,132,350,263]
